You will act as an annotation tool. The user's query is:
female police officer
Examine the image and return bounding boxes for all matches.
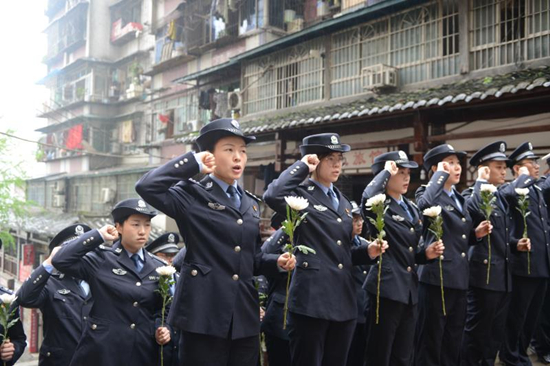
[52,199,171,366]
[263,133,385,366]
[362,152,444,366]
[414,144,490,366]
[135,118,295,366]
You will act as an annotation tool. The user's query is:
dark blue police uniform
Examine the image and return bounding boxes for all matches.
[499,142,550,366]
[17,224,94,366]
[52,199,169,366]
[263,133,372,366]
[362,151,427,366]
[136,119,280,366]
[460,141,534,365]
[414,144,476,366]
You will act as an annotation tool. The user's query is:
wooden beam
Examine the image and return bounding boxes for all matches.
[427,124,550,142]
[413,112,428,152]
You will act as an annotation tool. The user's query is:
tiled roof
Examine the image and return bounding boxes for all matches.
[176,67,550,144]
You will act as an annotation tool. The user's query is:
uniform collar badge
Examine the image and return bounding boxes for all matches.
[112,268,127,276]
[115,248,123,254]
[308,186,315,191]
[205,181,213,189]
[253,205,257,211]
[345,208,350,214]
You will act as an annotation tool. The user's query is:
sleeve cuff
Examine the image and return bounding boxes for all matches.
[42,263,54,274]
[193,153,203,173]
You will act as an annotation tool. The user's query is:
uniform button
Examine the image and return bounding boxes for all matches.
[232,274,239,281]
[136,282,141,286]
[462,234,467,239]
[461,252,466,258]
[290,171,295,175]
[130,323,136,329]
[483,259,488,264]
[337,218,342,223]
[133,302,139,307]
[174,163,179,168]
[47,352,51,357]
[303,262,309,268]
[441,255,445,260]
[407,266,412,272]
[90,237,94,240]
[83,316,87,320]
[462,217,466,222]
[336,240,342,246]
[92,324,97,330]
[184,158,188,163]
[237,219,243,225]
[409,247,413,252]
[338,264,343,269]
[410,227,415,232]
[234,246,241,252]
[179,160,184,165]
[506,257,509,261]
[363,271,367,275]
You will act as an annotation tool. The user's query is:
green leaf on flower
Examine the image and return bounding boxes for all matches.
[294,245,316,255]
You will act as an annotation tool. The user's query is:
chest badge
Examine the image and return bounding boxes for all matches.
[444,205,455,212]
[392,215,405,222]
[112,268,127,276]
[314,205,328,212]
[149,275,160,281]
[57,289,71,295]
[208,202,226,211]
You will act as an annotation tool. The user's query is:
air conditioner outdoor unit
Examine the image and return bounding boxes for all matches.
[111,142,122,154]
[101,188,116,204]
[362,64,398,90]
[54,180,66,194]
[227,91,242,110]
[53,194,65,208]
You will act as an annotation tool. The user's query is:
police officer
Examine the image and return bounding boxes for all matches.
[135,118,294,366]
[346,201,370,366]
[362,152,444,366]
[52,199,171,366]
[146,232,181,366]
[17,224,94,366]
[146,232,181,266]
[414,144,491,366]
[460,141,532,365]
[263,133,385,366]
[499,142,550,366]
[0,241,26,366]
[261,216,291,366]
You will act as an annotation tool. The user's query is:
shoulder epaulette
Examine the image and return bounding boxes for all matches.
[245,190,262,202]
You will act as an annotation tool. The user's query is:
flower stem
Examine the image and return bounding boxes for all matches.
[376,248,382,325]
[283,269,291,330]
[439,256,446,316]
[524,217,530,275]
[486,234,491,285]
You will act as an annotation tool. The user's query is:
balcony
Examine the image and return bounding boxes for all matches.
[111,19,143,45]
[45,31,87,63]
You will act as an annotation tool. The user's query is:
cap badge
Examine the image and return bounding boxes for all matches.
[138,200,146,208]
[231,120,240,128]
[168,234,175,243]
[398,151,408,160]
[447,144,454,150]
[528,142,533,150]
[331,135,339,144]
[500,143,505,152]
[75,225,84,236]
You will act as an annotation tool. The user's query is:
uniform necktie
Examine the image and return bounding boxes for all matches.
[327,189,339,210]
[398,201,414,222]
[79,280,90,297]
[227,185,241,209]
[450,192,463,212]
[131,254,143,273]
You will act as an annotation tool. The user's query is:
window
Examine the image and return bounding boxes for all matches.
[470,0,550,70]
[91,176,117,213]
[330,0,459,97]
[243,38,325,115]
[117,174,142,201]
[70,178,92,212]
[27,181,46,207]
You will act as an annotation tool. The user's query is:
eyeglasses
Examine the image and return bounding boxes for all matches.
[520,160,539,167]
[353,218,364,224]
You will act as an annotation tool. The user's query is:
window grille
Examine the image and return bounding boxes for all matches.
[470,0,550,70]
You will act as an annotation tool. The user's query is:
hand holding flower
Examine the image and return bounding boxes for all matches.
[425,240,445,260]
[0,341,14,362]
[155,327,171,346]
[277,252,296,271]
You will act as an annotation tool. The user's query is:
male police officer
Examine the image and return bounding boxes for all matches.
[499,142,550,366]
[461,141,532,365]
[146,232,180,266]
[17,224,94,366]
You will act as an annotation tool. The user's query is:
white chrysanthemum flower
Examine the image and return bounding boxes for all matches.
[0,294,16,305]
[423,206,442,218]
[284,196,309,211]
[480,184,497,194]
[515,188,529,196]
[156,266,177,277]
[366,193,386,207]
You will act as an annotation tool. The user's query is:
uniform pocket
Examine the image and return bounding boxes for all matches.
[296,257,320,271]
